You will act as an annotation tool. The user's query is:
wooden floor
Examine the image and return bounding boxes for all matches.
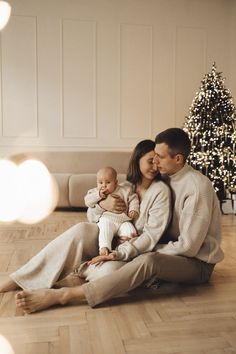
[0,211,235,354]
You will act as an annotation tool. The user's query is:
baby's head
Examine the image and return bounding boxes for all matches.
[97,166,118,195]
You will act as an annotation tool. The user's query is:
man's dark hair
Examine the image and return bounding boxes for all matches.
[155,128,191,162]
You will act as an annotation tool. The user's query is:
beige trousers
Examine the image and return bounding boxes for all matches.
[10,221,215,310]
[82,252,215,307]
[10,222,103,289]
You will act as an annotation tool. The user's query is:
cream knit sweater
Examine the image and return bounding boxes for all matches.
[155,164,224,264]
[85,181,140,224]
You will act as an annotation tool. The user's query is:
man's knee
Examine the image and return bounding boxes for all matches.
[133,252,158,271]
[93,261,125,280]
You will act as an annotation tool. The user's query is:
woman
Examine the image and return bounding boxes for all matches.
[0,140,171,312]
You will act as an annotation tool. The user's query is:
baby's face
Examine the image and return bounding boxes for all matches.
[97,170,117,195]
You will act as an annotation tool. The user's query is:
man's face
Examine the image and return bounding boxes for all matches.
[153,143,182,176]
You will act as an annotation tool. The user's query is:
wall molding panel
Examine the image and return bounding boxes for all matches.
[0,15,38,138]
[174,26,207,127]
[119,23,153,139]
[61,19,97,138]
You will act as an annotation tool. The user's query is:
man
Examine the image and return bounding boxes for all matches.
[15,128,224,312]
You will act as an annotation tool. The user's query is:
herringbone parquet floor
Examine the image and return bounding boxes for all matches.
[0,211,235,354]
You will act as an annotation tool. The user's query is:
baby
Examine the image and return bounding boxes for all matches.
[84,166,139,255]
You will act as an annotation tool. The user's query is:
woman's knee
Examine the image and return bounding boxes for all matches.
[72,222,99,241]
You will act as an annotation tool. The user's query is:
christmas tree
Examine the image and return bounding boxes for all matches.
[183,63,236,201]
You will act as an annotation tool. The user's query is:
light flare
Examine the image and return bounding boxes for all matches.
[0,1,11,30]
[0,335,14,354]
[0,159,58,224]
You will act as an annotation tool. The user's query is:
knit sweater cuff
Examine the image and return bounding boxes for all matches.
[114,242,139,261]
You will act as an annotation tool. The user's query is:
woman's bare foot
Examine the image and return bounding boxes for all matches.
[54,273,85,289]
[15,286,86,313]
[0,277,20,293]
[15,289,63,313]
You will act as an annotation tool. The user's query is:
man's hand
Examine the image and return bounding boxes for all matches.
[99,194,126,213]
[88,252,116,265]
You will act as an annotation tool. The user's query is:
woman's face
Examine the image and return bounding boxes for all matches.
[139,150,158,181]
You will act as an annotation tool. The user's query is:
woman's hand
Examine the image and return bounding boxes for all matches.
[88,252,116,265]
[99,194,126,213]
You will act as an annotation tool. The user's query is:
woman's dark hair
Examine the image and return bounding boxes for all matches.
[127,139,161,185]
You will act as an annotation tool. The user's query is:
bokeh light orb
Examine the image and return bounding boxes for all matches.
[17,159,59,224]
[0,158,59,224]
[0,335,14,354]
[0,1,11,31]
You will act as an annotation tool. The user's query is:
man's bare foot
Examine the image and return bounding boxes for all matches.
[15,286,86,313]
[54,273,85,289]
[0,277,20,293]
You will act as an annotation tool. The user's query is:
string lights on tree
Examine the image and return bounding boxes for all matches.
[183,63,236,205]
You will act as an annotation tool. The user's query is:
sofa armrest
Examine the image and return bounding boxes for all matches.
[53,173,71,208]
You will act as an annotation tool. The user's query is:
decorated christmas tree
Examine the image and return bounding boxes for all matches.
[183,63,236,201]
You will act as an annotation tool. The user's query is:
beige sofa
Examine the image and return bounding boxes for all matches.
[10,151,132,209]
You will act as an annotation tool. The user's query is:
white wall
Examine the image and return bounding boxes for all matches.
[0,0,235,154]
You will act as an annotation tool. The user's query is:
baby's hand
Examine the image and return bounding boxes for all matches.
[99,189,107,199]
[128,210,139,220]
[99,247,109,256]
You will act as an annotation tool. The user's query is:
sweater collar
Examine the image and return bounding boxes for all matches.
[167,164,190,182]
